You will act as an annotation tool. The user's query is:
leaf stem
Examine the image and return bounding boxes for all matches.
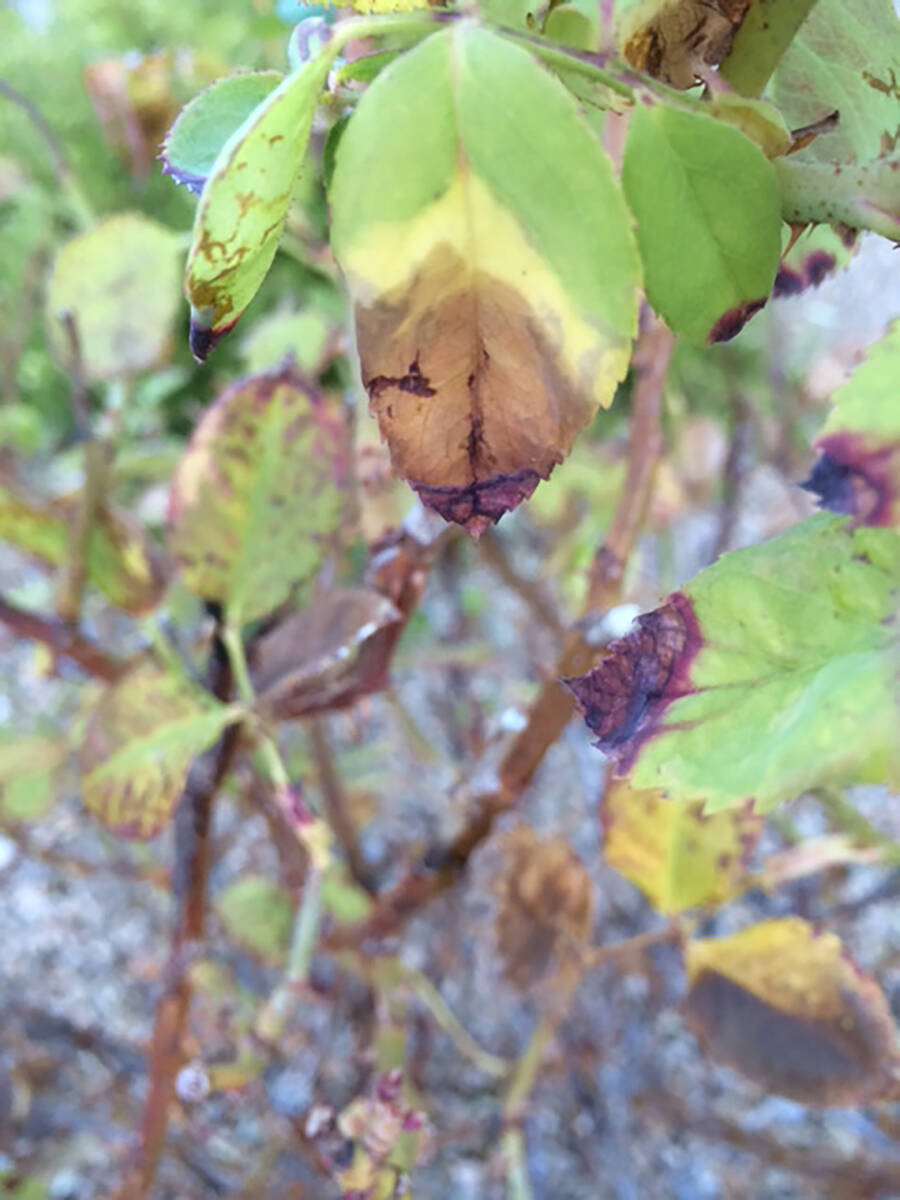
[254,866,325,1044]
[815,789,900,866]
[719,0,820,97]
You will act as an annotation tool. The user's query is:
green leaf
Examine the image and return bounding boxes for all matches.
[46,213,182,381]
[772,0,900,164]
[329,23,640,534]
[80,662,236,839]
[622,104,781,344]
[161,71,282,195]
[0,734,66,823]
[0,484,166,614]
[544,0,600,51]
[568,516,900,811]
[216,875,294,963]
[685,918,900,1104]
[184,51,336,361]
[602,777,762,914]
[240,306,333,376]
[167,365,346,625]
[804,319,900,528]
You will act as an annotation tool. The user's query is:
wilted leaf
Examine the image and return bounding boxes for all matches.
[168,365,346,626]
[253,587,402,720]
[622,105,781,344]
[216,875,293,963]
[46,213,181,381]
[161,70,282,195]
[184,52,335,360]
[773,0,900,163]
[685,918,900,1104]
[80,662,236,839]
[602,776,762,914]
[773,223,857,298]
[803,320,900,528]
[0,483,167,614]
[495,825,593,986]
[329,24,640,534]
[568,516,900,812]
[619,0,752,88]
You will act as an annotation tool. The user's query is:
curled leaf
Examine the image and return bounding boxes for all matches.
[184,52,335,360]
[685,918,900,1104]
[168,365,346,626]
[568,517,900,812]
[46,213,181,381]
[160,70,282,195]
[253,587,403,720]
[329,23,640,534]
[80,662,236,839]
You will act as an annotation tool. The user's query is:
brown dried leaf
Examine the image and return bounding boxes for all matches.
[621,0,752,88]
[495,826,593,987]
[685,918,900,1104]
[253,587,402,721]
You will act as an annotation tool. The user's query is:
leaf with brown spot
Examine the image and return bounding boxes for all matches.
[167,365,346,626]
[329,24,640,535]
[685,918,900,1104]
[567,517,900,811]
[602,776,762,914]
[253,587,403,721]
[80,662,238,840]
[803,320,900,528]
[618,0,752,88]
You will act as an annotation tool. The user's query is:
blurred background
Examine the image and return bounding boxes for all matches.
[1,1,900,1197]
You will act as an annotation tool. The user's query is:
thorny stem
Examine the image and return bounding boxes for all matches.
[0,594,127,682]
[325,313,675,952]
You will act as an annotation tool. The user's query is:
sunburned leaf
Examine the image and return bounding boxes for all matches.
[168,365,346,626]
[602,776,762,914]
[161,71,282,195]
[622,104,781,345]
[618,0,752,89]
[184,51,335,361]
[329,23,640,535]
[0,483,167,614]
[216,875,293,964]
[567,516,900,812]
[685,918,900,1104]
[46,214,181,381]
[253,587,402,721]
[80,662,236,839]
[803,320,900,528]
[773,223,857,298]
[772,0,900,164]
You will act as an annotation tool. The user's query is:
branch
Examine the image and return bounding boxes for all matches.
[719,0,820,97]
[775,156,900,244]
[131,632,238,1197]
[0,593,127,682]
[325,312,675,952]
[308,715,375,892]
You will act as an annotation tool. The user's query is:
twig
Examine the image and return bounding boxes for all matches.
[0,593,127,681]
[815,788,900,866]
[0,77,93,228]
[131,629,237,1197]
[580,921,683,970]
[56,313,109,625]
[308,715,374,892]
[255,867,325,1044]
[325,312,675,952]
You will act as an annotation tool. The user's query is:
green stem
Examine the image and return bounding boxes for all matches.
[404,968,509,1078]
[222,625,255,706]
[719,0,820,97]
[775,156,900,244]
[502,1129,534,1200]
[254,866,325,1043]
[815,789,900,866]
[504,33,633,100]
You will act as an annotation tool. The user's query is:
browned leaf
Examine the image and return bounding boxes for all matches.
[495,826,593,987]
[253,587,403,721]
[621,0,752,88]
[685,918,900,1105]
